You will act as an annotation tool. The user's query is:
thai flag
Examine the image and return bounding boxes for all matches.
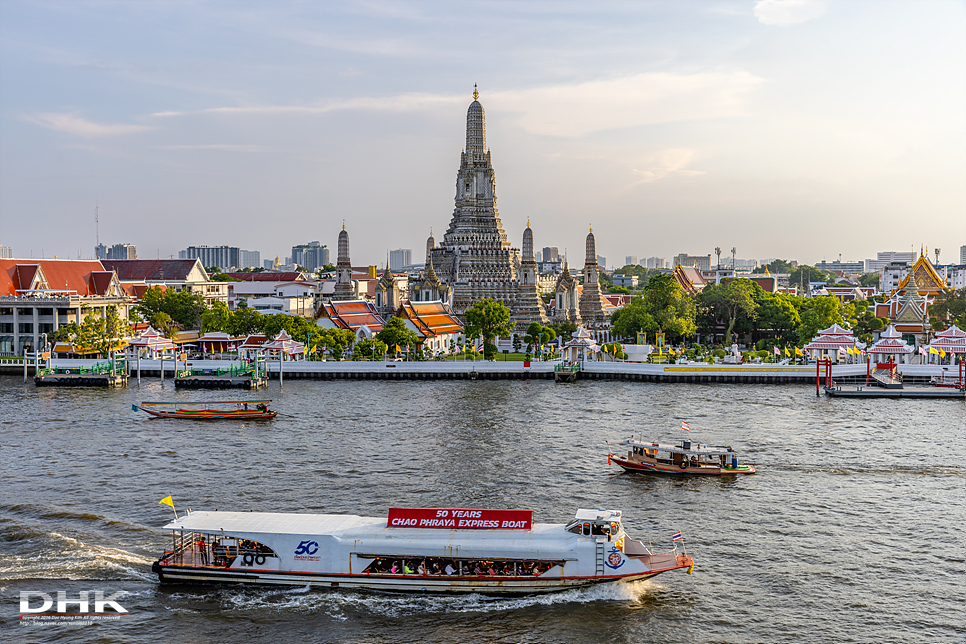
[681,421,690,431]
[671,531,683,541]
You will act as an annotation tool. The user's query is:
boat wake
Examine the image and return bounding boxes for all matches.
[202,579,664,618]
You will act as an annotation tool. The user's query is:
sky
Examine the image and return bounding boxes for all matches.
[1,0,964,268]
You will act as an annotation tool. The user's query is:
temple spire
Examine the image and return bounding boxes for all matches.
[473,83,479,101]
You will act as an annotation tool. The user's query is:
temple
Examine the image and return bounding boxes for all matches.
[578,227,609,328]
[874,250,945,343]
[333,224,357,299]
[512,220,548,325]
[430,87,524,316]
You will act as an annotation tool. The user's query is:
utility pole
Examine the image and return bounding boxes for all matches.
[715,247,722,270]
[731,247,736,271]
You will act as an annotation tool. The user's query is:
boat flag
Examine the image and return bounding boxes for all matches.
[159,495,178,519]
[681,421,690,431]
[671,531,683,541]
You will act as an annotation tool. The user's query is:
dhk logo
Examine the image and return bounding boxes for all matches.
[294,540,319,555]
[20,591,129,614]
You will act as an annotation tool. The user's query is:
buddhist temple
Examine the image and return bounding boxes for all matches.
[874,250,945,343]
[395,300,464,356]
[804,323,863,363]
[511,220,548,327]
[333,224,357,299]
[578,227,609,328]
[867,325,913,364]
[552,261,581,324]
[673,264,708,296]
[317,300,385,335]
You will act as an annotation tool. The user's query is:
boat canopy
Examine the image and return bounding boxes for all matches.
[163,511,383,535]
[618,439,735,456]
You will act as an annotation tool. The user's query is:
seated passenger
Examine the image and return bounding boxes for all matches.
[488,565,497,576]
[444,562,456,575]
[390,562,400,574]
[418,560,427,575]
[474,563,484,575]
[404,562,414,574]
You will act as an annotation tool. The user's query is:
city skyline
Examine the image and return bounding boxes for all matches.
[1,1,964,266]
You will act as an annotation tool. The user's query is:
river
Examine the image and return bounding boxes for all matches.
[1,377,963,643]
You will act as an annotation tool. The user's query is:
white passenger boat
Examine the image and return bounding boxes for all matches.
[153,506,694,594]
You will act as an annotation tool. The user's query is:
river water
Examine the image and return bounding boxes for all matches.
[1,376,963,643]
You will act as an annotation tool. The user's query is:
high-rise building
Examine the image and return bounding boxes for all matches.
[239,250,261,269]
[673,253,711,271]
[625,256,639,267]
[597,255,607,269]
[542,247,559,263]
[534,250,542,263]
[645,257,666,269]
[390,249,412,271]
[960,244,966,264]
[0,245,13,259]
[291,241,328,272]
[94,244,107,260]
[815,259,864,274]
[106,243,137,260]
[180,246,244,271]
[864,251,916,273]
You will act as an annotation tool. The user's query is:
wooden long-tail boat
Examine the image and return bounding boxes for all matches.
[133,400,277,420]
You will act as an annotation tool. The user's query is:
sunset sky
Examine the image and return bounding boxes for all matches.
[1,1,964,267]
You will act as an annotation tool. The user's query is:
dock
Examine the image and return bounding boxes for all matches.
[174,363,268,389]
[824,386,964,399]
[33,361,128,388]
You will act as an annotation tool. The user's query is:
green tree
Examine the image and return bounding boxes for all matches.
[211,273,241,282]
[754,292,801,344]
[316,328,356,360]
[929,287,966,330]
[858,273,880,288]
[697,279,760,343]
[51,321,79,344]
[611,273,696,342]
[353,338,387,360]
[753,259,795,274]
[375,317,420,353]
[227,307,263,336]
[548,321,577,339]
[136,286,205,329]
[201,301,232,333]
[464,298,513,359]
[797,296,847,345]
[75,305,126,357]
[788,265,835,291]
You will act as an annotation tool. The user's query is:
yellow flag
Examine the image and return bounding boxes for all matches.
[159,496,174,508]
[940,349,946,358]
[795,347,803,356]
[784,347,790,357]
[669,347,676,355]
[929,347,939,354]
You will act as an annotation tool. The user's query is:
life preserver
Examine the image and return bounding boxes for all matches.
[255,554,266,566]
[242,554,254,565]
[680,461,688,469]
[65,369,72,374]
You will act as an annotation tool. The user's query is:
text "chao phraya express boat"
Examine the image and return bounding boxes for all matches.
[153,507,694,594]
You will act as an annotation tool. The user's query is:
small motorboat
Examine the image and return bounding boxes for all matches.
[133,400,277,420]
[608,437,756,475]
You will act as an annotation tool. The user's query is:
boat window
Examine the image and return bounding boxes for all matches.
[566,521,581,534]
[361,556,560,577]
[582,523,591,536]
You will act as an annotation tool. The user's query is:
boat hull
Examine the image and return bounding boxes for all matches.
[609,455,756,475]
[152,562,671,594]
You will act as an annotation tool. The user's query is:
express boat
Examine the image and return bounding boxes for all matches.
[608,438,756,475]
[152,507,694,594]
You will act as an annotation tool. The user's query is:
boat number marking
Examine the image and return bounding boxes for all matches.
[294,541,319,555]
[605,547,625,569]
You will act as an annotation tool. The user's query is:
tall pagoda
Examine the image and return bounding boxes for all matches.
[578,227,609,327]
[431,86,520,314]
[512,220,548,325]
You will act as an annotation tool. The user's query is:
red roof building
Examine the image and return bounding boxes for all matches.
[317,300,386,334]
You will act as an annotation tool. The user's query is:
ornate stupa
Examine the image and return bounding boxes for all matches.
[430,86,520,314]
[578,226,608,327]
[553,260,581,324]
[333,223,356,299]
[512,219,548,325]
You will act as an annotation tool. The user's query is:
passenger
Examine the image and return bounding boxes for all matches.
[488,565,497,576]
[390,561,400,574]
[532,563,542,576]
[444,562,456,575]
[431,561,441,575]
[474,563,484,575]
[461,564,470,575]
[404,562,415,574]
[198,536,209,566]
[418,560,427,575]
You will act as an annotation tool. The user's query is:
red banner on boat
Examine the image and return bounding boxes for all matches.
[387,507,533,530]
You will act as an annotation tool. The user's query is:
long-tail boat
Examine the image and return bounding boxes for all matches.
[133,400,277,420]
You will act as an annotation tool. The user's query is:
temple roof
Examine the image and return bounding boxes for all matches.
[319,300,385,332]
[397,300,463,338]
[894,252,945,295]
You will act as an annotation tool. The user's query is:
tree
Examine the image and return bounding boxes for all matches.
[74,305,126,357]
[512,334,522,353]
[858,273,880,288]
[929,287,966,330]
[753,259,795,274]
[788,265,835,291]
[698,279,761,343]
[754,292,801,344]
[464,298,513,359]
[136,286,206,329]
[211,273,241,282]
[797,296,847,345]
[548,321,577,339]
[51,321,79,344]
[524,321,555,354]
[611,273,696,342]
[375,317,419,353]
[353,338,387,360]
[316,328,356,360]
[227,307,263,336]
[201,301,232,333]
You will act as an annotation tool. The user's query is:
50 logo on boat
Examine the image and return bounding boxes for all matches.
[294,541,319,555]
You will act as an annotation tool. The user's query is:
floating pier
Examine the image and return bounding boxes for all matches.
[174,363,267,389]
[34,372,127,387]
[824,386,964,399]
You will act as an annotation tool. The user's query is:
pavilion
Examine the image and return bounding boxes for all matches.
[262,330,304,361]
[867,325,913,364]
[126,326,175,359]
[925,325,966,365]
[561,327,599,363]
[804,324,863,363]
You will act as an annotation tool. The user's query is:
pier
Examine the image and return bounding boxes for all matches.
[32,360,128,388]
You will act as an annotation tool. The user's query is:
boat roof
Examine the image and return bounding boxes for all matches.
[163,508,623,535]
[617,439,737,456]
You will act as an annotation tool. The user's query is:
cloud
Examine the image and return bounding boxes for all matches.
[24,113,153,137]
[631,149,705,184]
[155,144,267,152]
[491,72,764,137]
[754,0,827,26]
[152,71,763,138]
